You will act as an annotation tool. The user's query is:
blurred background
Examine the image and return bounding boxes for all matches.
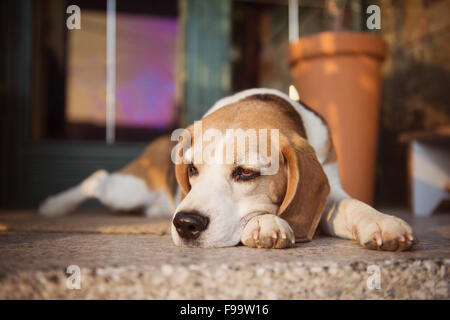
[0,0,449,215]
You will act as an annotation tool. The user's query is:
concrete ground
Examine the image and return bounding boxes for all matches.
[0,209,448,299]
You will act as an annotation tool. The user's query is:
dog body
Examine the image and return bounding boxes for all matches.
[40,88,417,251]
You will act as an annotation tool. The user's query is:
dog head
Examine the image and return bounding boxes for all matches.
[171,95,330,247]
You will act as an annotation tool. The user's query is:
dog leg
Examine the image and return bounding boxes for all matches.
[40,169,167,217]
[94,173,155,210]
[144,192,173,218]
[320,195,419,251]
[241,214,295,249]
[319,160,418,251]
[39,169,108,216]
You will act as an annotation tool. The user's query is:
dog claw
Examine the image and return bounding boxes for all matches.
[241,215,295,249]
[374,232,382,246]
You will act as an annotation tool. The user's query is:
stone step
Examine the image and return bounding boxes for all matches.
[0,210,448,299]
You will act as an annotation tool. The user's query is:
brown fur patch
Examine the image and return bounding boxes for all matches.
[119,135,177,202]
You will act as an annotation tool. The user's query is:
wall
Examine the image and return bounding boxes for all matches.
[377,0,450,205]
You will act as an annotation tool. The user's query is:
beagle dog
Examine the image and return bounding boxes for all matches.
[39,88,418,251]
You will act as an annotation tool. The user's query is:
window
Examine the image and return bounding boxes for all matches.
[31,0,179,142]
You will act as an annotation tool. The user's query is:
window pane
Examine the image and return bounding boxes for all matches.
[31,0,179,142]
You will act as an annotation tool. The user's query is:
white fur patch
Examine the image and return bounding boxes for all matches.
[97,173,172,217]
[39,170,172,217]
[97,173,153,209]
[144,191,173,218]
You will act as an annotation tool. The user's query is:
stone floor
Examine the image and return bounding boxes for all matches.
[0,209,448,299]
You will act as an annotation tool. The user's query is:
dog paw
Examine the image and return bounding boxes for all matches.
[38,195,73,216]
[353,214,419,251]
[241,214,295,249]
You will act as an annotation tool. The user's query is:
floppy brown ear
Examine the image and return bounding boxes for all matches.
[173,127,194,201]
[278,142,330,242]
[174,138,192,202]
[175,162,190,201]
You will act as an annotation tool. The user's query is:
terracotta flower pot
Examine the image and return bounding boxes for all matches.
[289,31,387,205]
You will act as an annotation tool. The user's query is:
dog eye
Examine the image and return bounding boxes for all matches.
[187,164,198,176]
[232,166,260,181]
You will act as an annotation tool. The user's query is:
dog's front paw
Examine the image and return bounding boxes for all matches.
[241,214,295,249]
[354,214,419,251]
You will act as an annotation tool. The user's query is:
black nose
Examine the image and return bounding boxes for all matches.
[173,211,209,240]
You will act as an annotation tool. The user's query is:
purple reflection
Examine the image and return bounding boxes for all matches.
[115,14,178,128]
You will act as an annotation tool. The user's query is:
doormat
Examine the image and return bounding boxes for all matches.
[0,211,171,235]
